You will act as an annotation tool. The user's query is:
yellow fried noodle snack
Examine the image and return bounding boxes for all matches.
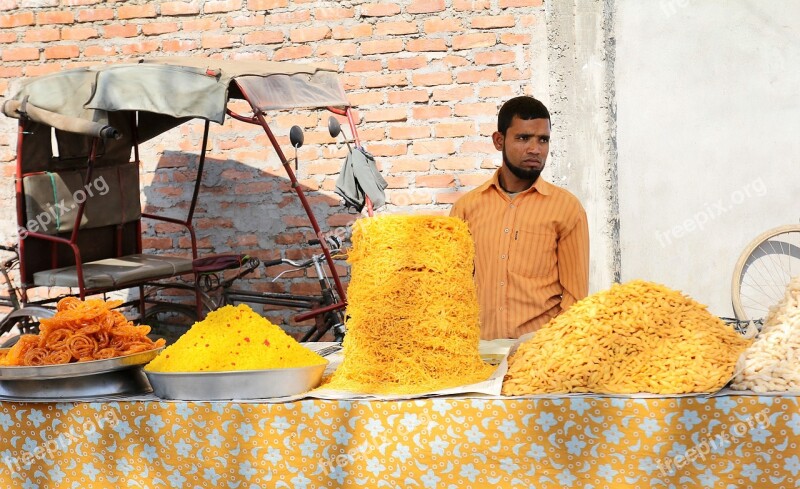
[323,215,494,394]
[503,280,751,395]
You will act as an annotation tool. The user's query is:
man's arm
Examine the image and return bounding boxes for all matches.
[449,198,465,219]
[557,208,589,311]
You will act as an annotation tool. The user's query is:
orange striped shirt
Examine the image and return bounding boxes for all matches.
[450,170,589,340]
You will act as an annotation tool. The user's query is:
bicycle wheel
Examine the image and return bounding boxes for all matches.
[142,304,198,345]
[0,317,38,347]
[0,306,55,347]
[731,224,800,321]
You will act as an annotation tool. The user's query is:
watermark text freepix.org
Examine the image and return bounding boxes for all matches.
[656,178,766,247]
[655,407,770,477]
[2,408,120,475]
[17,175,110,239]
[316,413,430,476]
[660,0,692,18]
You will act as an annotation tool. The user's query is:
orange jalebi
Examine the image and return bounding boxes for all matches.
[95,331,112,349]
[66,334,97,360]
[93,348,118,360]
[121,342,154,355]
[22,347,49,366]
[41,329,71,350]
[45,350,72,365]
[3,335,39,365]
[56,297,82,311]
[0,298,164,367]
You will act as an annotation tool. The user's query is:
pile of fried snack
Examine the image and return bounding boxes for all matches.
[144,304,325,372]
[323,215,494,394]
[732,275,800,392]
[1,297,164,366]
[503,280,752,395]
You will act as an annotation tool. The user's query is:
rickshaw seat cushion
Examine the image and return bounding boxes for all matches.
[192,254,249,273]
[22,163,141,235]
[32,254,192,289]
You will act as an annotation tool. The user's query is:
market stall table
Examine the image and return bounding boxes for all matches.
[1,394,798,488]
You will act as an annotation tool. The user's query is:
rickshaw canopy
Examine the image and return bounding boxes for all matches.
[2,57,350,142]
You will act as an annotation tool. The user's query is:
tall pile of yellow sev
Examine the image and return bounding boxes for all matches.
[145,304,324,372]
[323,215,494,394]
[502,280,751,395]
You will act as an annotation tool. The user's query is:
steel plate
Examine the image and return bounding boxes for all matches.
[0,368,152,400]
[145,362,328,400]
[0,347,164,380]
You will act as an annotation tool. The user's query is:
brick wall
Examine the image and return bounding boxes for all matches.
[0,0,545,336]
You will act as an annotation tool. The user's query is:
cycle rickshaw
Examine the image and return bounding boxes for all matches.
[1,57,381,343]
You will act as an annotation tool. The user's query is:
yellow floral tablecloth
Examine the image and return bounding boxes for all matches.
[1,395,799,488]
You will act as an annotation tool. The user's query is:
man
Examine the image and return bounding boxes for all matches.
[450,96,589,340]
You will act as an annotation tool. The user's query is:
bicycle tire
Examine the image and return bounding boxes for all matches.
[731,224,800,321]
[142,303,198,345]
[0,314,44,348]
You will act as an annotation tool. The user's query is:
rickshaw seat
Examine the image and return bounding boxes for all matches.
[32,254,192,289]
[19,151,196,296]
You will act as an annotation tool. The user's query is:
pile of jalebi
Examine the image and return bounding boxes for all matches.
[502,280,752,395]
[0,297,164,367]
[322,215,495,394]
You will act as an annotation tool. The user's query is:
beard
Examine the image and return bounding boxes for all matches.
[503,147,542,182]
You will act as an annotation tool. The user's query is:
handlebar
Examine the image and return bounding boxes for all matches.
[270,258,316,269]
[263,235,343,271]
[309,235,342,249]
[263,255,331,270]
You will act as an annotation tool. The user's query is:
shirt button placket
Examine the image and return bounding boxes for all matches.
[500,202,517,330]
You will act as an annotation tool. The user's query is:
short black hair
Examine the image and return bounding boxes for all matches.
[497,96,550,134]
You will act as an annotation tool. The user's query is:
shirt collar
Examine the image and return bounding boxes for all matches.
[482,168,553,196]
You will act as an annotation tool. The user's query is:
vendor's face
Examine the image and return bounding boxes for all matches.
[493,116,550,182]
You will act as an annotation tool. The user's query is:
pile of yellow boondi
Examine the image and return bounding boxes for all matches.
[144,304,325,372]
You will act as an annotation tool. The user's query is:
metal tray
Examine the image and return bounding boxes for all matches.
[0,347,163,380]
[145,361,328,400]
[0,368,152,401]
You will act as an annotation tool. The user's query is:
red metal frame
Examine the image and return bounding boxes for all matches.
[14,116,202,304]
[15,121,28,302]
[228,80,355,319]
[13,83,364,325]
[326,106,373,216]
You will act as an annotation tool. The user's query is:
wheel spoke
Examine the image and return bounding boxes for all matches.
[734,228,800,321]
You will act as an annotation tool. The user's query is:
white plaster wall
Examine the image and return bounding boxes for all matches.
[543,0,619,295]
[616,0,800,315]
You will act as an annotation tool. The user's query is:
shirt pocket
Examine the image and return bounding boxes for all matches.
[509,229,557,278]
